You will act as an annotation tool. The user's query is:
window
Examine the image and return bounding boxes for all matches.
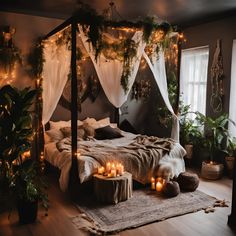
[180,46,209,119]
[229,40,236,138]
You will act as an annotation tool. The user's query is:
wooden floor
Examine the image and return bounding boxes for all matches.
[0,172,235,236]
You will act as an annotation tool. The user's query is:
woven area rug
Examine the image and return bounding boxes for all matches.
[71,189,218,235]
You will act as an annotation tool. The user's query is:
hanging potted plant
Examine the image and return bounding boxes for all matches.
[223,137,236,178]
[195,112,235,180]
[0,85,48,224]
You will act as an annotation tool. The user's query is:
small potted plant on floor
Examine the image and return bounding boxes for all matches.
[195,112,235,180]
[0,85,48,224]
[223,137,236,179]
[179,104,202,160]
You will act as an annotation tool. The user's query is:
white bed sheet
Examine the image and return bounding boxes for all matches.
[44,131,186,192]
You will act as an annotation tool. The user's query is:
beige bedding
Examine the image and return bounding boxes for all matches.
[44,131,186,192]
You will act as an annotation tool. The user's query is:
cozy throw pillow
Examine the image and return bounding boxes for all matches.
[49,120,83,130]
[95,125,123,140]
[60,126,85,139]
[45,129,64,142]
[83,123,95,138]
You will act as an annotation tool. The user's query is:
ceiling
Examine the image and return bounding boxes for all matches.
[1,0,236,27]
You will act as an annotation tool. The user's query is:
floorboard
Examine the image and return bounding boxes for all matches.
[0,171,235,236]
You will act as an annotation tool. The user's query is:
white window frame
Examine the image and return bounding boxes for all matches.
[180,46,209,119]
[229,40,236,138]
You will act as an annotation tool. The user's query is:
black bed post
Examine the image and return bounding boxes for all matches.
[69,18,79,199]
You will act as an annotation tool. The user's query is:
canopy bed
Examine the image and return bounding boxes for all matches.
[39,5,186,196]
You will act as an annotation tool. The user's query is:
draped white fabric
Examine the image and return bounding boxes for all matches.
[143,50,179,141]
[229,40,236,138]
[42,38,71,124]
[79,25,146,108]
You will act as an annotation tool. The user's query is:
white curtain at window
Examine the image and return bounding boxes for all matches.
[180,46,209,119]
[143,50,179,141]
[229,40,236,138]
[42,37,71,124]
[79,25,146,108]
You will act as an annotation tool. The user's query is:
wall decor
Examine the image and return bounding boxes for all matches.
[131,79,151,100]
[210,39,224,113]
[59,74,101,111]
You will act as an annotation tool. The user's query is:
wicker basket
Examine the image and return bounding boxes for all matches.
[201,161,224,180]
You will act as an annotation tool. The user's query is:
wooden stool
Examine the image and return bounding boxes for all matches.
[93,172,132,204]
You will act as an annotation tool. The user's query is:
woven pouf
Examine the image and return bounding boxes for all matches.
[177,172,199,192]
[163,181,180,198]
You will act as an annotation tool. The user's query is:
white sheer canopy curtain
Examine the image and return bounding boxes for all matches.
[42,32,71,125]
[143,50,179,141]
[78,25,146,108]
[229,40,236,138]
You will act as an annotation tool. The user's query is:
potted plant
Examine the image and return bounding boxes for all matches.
[179,104,202,160]
[0,85,48,224]
[223,137,236,178]
[195,112,235,180]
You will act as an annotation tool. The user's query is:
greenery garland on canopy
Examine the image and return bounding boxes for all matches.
[30,3,181,93]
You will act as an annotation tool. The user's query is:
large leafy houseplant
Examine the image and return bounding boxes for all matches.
[195,112,235,162]
[0,85,48,223]
[195,112,235,180]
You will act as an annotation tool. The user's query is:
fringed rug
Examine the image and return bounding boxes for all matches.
[71,189,219,235]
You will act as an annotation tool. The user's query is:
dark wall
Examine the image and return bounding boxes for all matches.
[182,15,236,117]
[0,12,116,122]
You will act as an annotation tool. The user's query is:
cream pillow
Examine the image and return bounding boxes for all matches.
[49,120,83,129]
[83,117,97,129]
[110,123,118,128]
[96,117,110,128]
[60,126,85,139]
[45,129,64,142]
[49,120,71,130]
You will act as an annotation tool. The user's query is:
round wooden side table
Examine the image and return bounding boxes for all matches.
[93,172,132,204]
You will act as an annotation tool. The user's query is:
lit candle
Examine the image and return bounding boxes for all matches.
[120,164,124,175]
[106,162,111,173]
[110,169,116,178]
[156,178,164,192]
[111,163,115,170]
[98,166,105,175]
[156,182,163,192]
[151,177,156,190]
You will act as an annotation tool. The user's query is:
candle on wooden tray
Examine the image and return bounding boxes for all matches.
[98,166,105,175]
[106,162,111,173]
[110,169,117,177]
[151,177,156,190]
[120,164,124,175]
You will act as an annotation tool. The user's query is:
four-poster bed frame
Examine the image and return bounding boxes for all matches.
[42,12,236,226]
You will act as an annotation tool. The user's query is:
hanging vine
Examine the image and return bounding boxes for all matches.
[28,4,177,93]
[28,38,45,78]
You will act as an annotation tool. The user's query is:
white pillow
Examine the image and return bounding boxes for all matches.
[45,129,64,142]
[110,123,117,128]
[96,117,110,128]
[49,120,71,130]
[49,120,83,129]
[82,117,97,129]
